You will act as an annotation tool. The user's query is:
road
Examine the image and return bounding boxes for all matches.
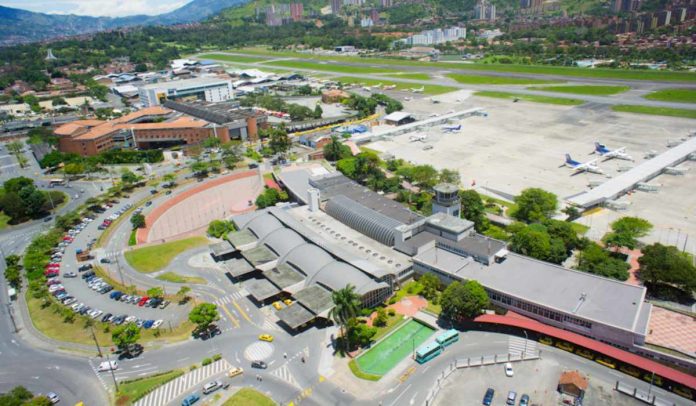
[195,52,696,111]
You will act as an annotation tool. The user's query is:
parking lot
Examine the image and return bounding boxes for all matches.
[47,196,185,333]
[433,357,643,406]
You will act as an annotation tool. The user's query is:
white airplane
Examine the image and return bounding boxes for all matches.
[442,124,461,133]
[563,154,603,174]
[383,84,396,90]
[371,82,383,89]
[410,134,427,142]
[593,142,633,161]
[362,87,372,92]
[411,86,424,93]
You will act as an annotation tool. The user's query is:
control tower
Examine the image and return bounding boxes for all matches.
[432,183,460,217]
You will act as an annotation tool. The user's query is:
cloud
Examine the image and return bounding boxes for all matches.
[0,0,190,17]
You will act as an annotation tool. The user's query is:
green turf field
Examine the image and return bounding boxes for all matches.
[447,73,558,85]
[333,76,457,95]
[262,60,398,74]
[527,85,630,95]
[474,91,584,106]
[611,105,696,119]
[355,319,434,376]
[643,88,696,104]
[198,54,268,64]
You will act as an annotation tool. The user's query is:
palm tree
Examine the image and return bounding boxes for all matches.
[329,284,362,352]
[323,135,345,162]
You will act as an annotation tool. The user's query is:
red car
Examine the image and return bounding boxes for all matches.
[45,264,60,270]
[63,236,74,242]
[104,220,112,225]
[45,271,59,277]
[46,279,61,286]
[138,296,149,306]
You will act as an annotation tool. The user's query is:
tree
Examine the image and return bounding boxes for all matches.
[111,322,141,352]
[188,303,220,331]
[373,308,388,327]
[25,396,53,406]
[135,63,148,72]
[439,169,460,185]
[163,173,176,183]
[323,135,351,162]
[63,162,84,177]
[329,284,362,351]
[510,226,551,259]
[130,213,145,229]
[346,318,377,348]
[121,170,139,185]
[202,136,221,149]
[177,286,191,302]
[513,188,557,223]
[419,273,441,301]
[639,243,696,293]
[576,242,630,281]
[255,187,287,209]
[4,264,21,290]
[147,287,164,299]
[603,217,653,249]
[0,386,34,406]
[313,104,323,119]
[268,126,291,155]
[298,85,312,95]
[4,176,33,194]
[440,280,489,320]
[459,189,489,232]
[207,219,235,238]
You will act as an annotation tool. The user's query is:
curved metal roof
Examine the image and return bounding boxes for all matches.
[325,195,402,246]
[310,262,385,295]
[262,228,305,258]
[246,213,284,240]
[283,244,334,278]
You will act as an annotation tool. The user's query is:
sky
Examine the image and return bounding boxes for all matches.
[0,0,190,17]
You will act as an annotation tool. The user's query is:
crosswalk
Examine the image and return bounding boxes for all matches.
[508,336,538,357]
[270,364,299,388]
[134,358,231,406]
[213,290,247,305]
[87,359,113,393]
[244,342,274,361]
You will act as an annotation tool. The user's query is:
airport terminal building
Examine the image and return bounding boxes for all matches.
[213,168,652,352]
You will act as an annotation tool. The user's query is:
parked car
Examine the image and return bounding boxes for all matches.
[46,392,60,404]
[143,320,155,329]
[138,297,149,306]
[202,380,222,395]
[158,301,170,309]
[101,313,113,323]
[506,391,516,406]
[100,258,111,264]
[64,272,78,278]
[519,394,530,406]
[152,320,164,329]
[482,388,495,406]
[504,362,514,377]
[110,291,123,300]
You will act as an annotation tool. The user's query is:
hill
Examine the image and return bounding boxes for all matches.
[0,0,250,45]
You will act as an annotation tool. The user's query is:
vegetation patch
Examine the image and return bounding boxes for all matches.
[222,387,276,406]
[117,369,184,406]
[0,212,10,230]
[128,229,137,246]
[348,359,382,381]
[611,105,696,119]
[474,91,584,106]
[643,88,696,104]
[448,73,558,85]
[528,85,630,95]
[124,236,209,273]
[156,272,207,284]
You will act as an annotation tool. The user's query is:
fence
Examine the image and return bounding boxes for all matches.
[422,351,541,406]
[615,381,677,406]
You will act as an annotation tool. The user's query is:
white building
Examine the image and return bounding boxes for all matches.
[138,77,234,107]
[394,26,466,47]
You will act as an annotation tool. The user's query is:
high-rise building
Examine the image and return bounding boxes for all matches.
[474,0,496,20]
[519,0,531,8]
[290,3,304,21]
[331,0,342,14]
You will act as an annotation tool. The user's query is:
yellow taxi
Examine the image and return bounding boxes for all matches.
[272,301,283,310]
[259,334,274,342]
[283,299,293,306]
[227,366,244,378]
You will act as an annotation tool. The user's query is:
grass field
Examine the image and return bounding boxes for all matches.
[528,85,630,95]
[334,76,457,95]
[643,88,696,104]
[156,272,207,284]
[612,105,696,119]
[355,319,434,376]
[447,73,558,85]
[198,53,268,64]
[231,47,696,82]
[117,370,184,405]
[262,60,399,74]
[0,212,10,230]
[388,72,431,80]
[125,236,209,273]
[223,388,276,406]
[474,91,584,106]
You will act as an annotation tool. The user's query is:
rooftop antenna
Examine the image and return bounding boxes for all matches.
[572,292,587,314]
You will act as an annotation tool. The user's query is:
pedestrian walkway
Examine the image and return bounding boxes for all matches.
[213,290,246,305]
[87,358,113,393]
[270,364,300,388]
[508,336,538,357]
[134,358,231,406]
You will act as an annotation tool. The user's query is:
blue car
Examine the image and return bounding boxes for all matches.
[482,388,494,405]
[143,320,155,329]
[110,291,123,300]
[181,393,200,406]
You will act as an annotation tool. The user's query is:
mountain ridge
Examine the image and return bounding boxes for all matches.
[0,0,250,45]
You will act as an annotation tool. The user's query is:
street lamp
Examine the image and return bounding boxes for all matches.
[523,330,528,358]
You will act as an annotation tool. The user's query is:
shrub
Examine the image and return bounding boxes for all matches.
[387,308,396,316]
[190,365,197,371]
[388,297,397,305]
[212,354,222,361]
[202,358,212,366]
